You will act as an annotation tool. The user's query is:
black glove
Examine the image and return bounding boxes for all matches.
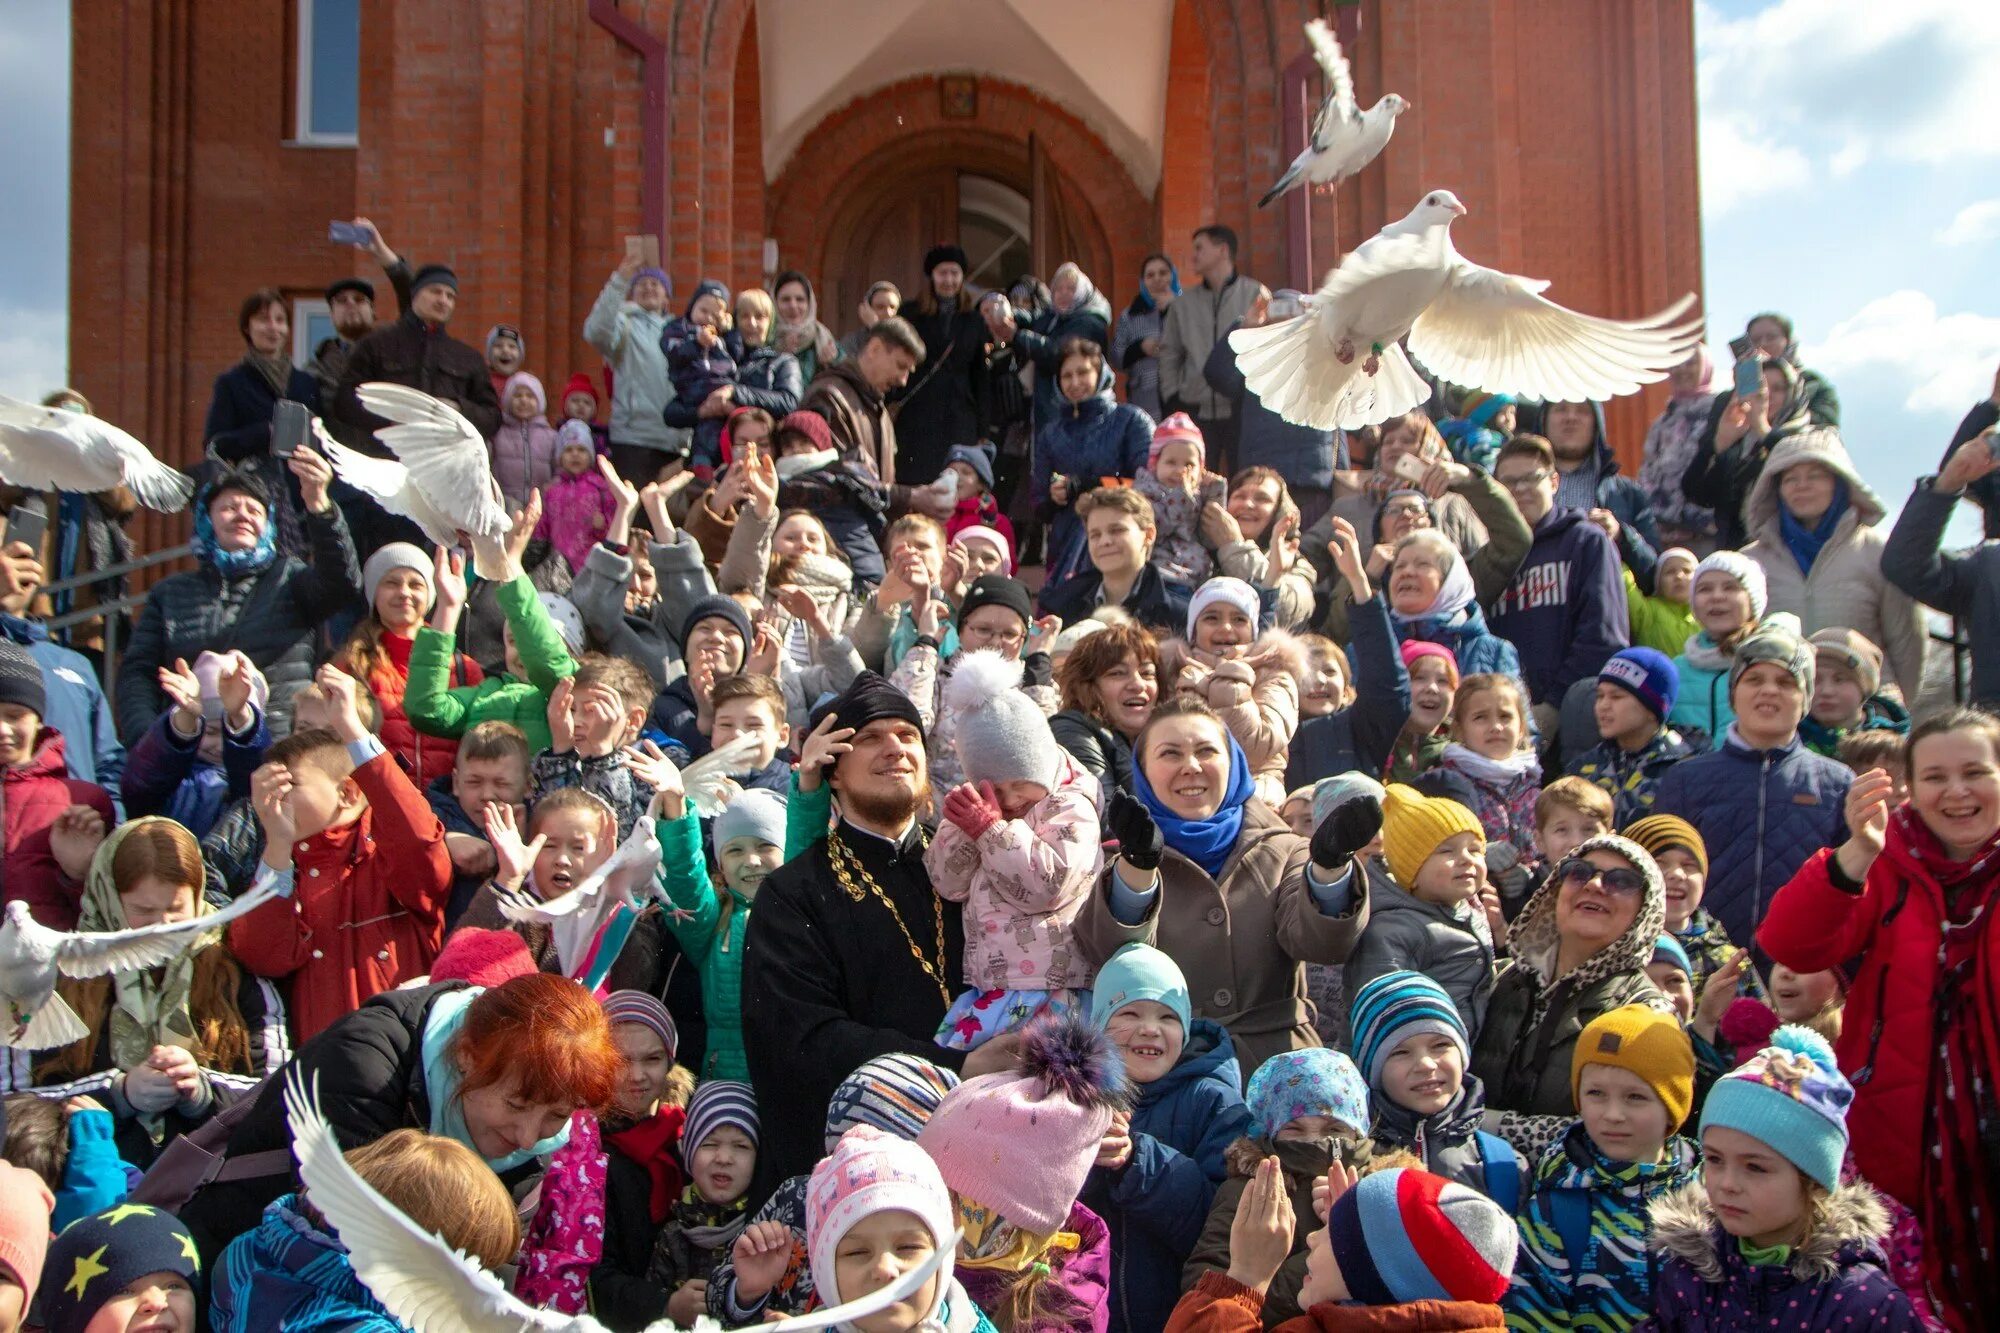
[1310,794,1383,873]
[1106,788,1163,872]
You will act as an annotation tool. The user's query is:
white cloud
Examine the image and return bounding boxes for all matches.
[0,305,67,402]
[1803,290,2000,416]
[1939,199,2000,248]
[1699,114,1812,215]
[1697,0,2000,179]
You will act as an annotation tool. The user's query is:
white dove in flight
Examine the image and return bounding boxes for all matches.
[494,817,663,979]
[315,383,513,577]
[286,1072,961,1333]
[0,395,195,513]
[2,882,281,1049]
[1229,189,1703,430]
[1258,19,1409,207]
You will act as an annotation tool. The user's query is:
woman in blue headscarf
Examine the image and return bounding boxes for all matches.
[1110,253,1182,421]
[1074,697,1374,1075]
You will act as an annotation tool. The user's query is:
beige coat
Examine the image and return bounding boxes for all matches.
[1158,272,1268,420]
[1075,800,1369,1076]
[1742,429,1927,696]
[1159,631,1305,806]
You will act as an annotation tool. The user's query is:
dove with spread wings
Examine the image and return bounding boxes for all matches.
[1229,189,1702,431]
[1259,18,1409,207]
[286,1072,959,1333]
[0,394,195,512]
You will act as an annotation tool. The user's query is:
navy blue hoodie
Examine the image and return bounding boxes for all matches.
[1488,507,1628,705]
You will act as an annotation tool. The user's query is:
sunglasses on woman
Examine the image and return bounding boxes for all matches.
[1555,858,1649,896]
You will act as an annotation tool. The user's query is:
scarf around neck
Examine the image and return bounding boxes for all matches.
[1440,741,1541,786]
[1389,551,1477,627]
[1133,730,1255,878]
[421,987,573,1172]
[243,351,293,398]
[1778,483,1849,576]
[605,1104,686,1224]
[673,1182,751,1252]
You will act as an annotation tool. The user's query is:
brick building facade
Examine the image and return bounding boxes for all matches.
[69,0,1701,557]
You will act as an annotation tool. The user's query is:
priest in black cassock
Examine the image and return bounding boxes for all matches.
[741,672,1025,1188]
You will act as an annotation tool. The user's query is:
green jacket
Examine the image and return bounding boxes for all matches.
[784,770,833,859]
[404,576,577,751]
[655,806,749,1081]
[1623,568,1697,658]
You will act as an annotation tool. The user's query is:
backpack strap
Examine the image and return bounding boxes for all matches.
[1550,1186,1595,1279]
[1475,1132,1521,1214]
[128,1073,289,1213]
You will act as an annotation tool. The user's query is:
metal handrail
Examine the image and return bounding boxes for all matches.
[38,542,193,597]
[34,542,193,685]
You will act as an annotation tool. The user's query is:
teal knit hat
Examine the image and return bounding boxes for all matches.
[1700,1025,1852,1189]
[1089,943,1192,1033]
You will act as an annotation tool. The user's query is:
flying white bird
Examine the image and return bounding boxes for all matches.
[286,1072,959,1333]
[494,817,663,979]
[314,384,513,577]
[0,395,195,513]
[3,882,281,1049]
[1229,189,1703,430]
[1258,19,1409,207]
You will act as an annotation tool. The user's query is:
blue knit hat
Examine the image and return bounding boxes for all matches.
[1600,646,1679,722]
[1246,1048,1370,1139]
[1089,943,1192,1033]
[686,278,730,318]
[1349,971,1469,1092]
[684,1080,759,1155]
[823,1053,961,1153]
[41,1203,202,1333]
[1650,933,1694,976]
[1700,1025,1852,1189]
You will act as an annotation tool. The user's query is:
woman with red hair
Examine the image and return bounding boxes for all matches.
[176,971,623,1263]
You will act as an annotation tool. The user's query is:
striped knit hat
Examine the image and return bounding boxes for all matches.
[1349,971,1470,1092]
[602,991,678,1066]
[823,1053,961,1153]
[1621,814,1708,876]
[1328,1168,1517,1305]
[684,1080,758,1154]
[1148,411,1205,469]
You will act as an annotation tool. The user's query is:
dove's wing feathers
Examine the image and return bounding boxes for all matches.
[100,423,196,512]
[317,428,463,551]
[287,1074,586,1333]
[493,885,575,926]
[600,821,664,901]
[681,734,769,818]
[739,1232,964,1333]
[52,883,282,979]
[0,397,193,511]
[1228,315,1361,431]
[1304,19,1356,129]
[356,383,512,544]
[8,991,88,1050]
[1409,263,1702,401]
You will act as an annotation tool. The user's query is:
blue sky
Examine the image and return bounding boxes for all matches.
[3,0,1996,542]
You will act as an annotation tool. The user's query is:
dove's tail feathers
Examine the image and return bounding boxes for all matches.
[7,991,88,1050]
[1335,342,1433,431]
[761,1231,965,1333]
[468,543,513,583]
[682,733,769,817]
[1258,158,1307,209]
[1229,314,1362,431]
[127,463,197,514]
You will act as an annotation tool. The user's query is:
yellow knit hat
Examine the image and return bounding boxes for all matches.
[1570,1005,1696,1131]
[1380,783,1485,889]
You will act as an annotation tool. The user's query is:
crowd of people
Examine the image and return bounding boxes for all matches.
[1,215,1998,1333]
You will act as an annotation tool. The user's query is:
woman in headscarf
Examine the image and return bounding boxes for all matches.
[1378,529,1523,686]
[1745,311,1839,427]
[1638,346,1724,553]
[19,818,286,1165]
[897,244,993,485]
[988,260,1117,436]
[770,270,842,387]
[1110,254,1180,421]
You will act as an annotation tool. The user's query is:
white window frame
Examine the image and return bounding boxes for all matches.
[292,297,332,366]
[294,0,359,147]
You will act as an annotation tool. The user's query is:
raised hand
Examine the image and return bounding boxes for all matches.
[1106,788,1163,871]
[483,800,546,893]
[1837,767,1896,882]
[1200,501,1244,550]
[314,663,367,742]
[1310,793,1383,876]
[623,738,682,796]
[503,490,544,571]
[940,542,970,598]
[0,539,44,602]
[943,783,1002,841]
[1094,1108,1134,1170]
[1693,948,1752,1039]
[1311,1161,1359,1223]
[159,657,204,735]
[740,441,779,517]
[772,585,829,639]
[432,546,468,629]
[744,621,783,680]
[1049,474,1072,507]
[1225,1157,1297,1296]
[1326,516,1370,601]
[1938,430,2000,495]
[795,713,855,793]
[911,584,944,641]
[731,1220,797,1304]
[573,683,626,757]
[1026,614,1062,658]
[1269,510,1301,577]
[288,442,334,514]
[50,804,108,882]
[545,677,578,754]
[216,651,257,727]
[252,762,299,865]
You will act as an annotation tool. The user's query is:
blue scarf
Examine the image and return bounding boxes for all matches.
[420,988,572,1172]
[193,500,277,577]
[1132,731,1255,878]
[1137,260,1183,310]
[1778,481,1848,576]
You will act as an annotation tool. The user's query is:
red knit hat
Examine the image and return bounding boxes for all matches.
[1148,411,1205,470]
[560,372,599,413]
[431,928,537,987]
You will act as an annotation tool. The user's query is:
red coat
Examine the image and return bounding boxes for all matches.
[1,730,118,930]
[229,751,453,1042]
[1758,834,2000,1209]
[368,634,482,790]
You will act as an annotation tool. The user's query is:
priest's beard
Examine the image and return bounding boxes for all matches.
[836,779,925,831]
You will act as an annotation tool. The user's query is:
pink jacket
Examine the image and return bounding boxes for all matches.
[535,470,619,574]
[925,753,1103,993]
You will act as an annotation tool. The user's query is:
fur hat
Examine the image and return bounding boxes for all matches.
[1692,550,1768,621]
[923,244,970,276]
[918,1013,1129,1234]
[1572,1005,1696,1132]
[808,1127,956,1324]
[362,541,433,611]
[1245,1047,1371,1140]
[1701,1026,1853,1189]
[945,649,1061,787]
[41,1204,202,1333]
[824,1053,960,1152]
[1328,1168,1518,1305]
[714,788,785,851]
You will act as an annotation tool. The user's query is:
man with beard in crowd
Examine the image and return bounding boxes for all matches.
[740,673,1022,1188]
[307,218,414,405]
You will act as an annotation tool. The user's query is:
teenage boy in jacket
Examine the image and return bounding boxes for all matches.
[1488,436,1628,737]
[1652,620,1850,949]
[229,663,453,1042]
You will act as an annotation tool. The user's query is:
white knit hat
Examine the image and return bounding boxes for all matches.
[1186,576,1261,640]
[945,649,1061,787]
[1692,550,1768,622]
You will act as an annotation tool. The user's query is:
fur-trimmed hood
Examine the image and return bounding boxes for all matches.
[1648,1178,1893,1285]
[1743,426,1886,539]
[1159,625,1308,689]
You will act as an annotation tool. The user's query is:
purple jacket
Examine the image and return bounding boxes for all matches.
[956,1200,1111,1333]
[1646,1180,1922,1331]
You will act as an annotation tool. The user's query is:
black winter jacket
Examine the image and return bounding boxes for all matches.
[114,505,364,744]
[332,311,502,446]
[1051,709,1136,796]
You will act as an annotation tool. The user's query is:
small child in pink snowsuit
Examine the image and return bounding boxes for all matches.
[925,649,1104,1050]
[493,371,560,509]
[536,421,619,573]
